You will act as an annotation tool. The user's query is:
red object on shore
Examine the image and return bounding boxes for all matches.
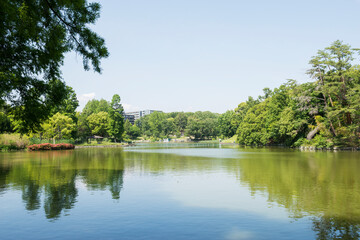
[27,143,75,151]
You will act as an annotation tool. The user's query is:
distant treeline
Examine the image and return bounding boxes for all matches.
[1,41,359,147]
[134,41,360,147]
[134,111,219,140]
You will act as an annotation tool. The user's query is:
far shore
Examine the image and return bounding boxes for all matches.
[75,143,135,149]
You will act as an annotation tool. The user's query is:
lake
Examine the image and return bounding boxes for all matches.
[0,144,359,240]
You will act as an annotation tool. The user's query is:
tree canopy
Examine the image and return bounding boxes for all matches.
[0,0,108,133]
[234,41,360,147]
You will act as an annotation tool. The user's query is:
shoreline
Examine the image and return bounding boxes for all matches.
[75,144,135,149]
[1,142,359,151]
[220,142,360,151]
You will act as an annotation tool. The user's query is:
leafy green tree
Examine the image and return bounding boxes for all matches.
[77,98,111,139]
[236,101,269,145]
[185,111,219,140]
[51,86,79,122]
[0,0,108,133]
[108,94,124,142]
[41,112,76,140]
[148,112,167,138]
[135,116,150,137]
[218,110,236,138]
[174,112,188,136]
[236,81,302,146]
[0,103,12,133]
[124,120,141,140]
[82,99,110,118]
[87,111,109,137]
[307,40,360,145]
[232,96,259,130]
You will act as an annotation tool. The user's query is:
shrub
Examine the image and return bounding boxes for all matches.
[27,143,75,151]
[29,138,75,145]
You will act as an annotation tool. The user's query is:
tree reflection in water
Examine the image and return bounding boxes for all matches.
[312,217,360,240]
[232,149,360,239]
[44,177,78,219]
[1,146,360,239]
[0,149,125,220]
[22,180,41,211]
[0,167,10,196]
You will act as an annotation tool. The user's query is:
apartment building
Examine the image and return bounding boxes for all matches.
[124,110,162,123]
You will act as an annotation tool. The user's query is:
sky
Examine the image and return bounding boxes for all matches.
[62,0,360,113]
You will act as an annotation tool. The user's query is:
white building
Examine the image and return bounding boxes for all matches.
[125,110,162,121]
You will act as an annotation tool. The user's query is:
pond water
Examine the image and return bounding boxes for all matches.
[0,144,360,240]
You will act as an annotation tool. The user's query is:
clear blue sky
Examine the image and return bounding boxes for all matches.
[62,0,360,113]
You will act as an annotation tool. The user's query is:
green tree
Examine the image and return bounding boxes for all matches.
[1,0,108,133]
[236,101,269,145]
[218,110,236,138]
[185,111,219,140]
[41,112,75,140]
[77,98,111,139]
[87,111,109,137]
[124,120,141,140]
[108,94,124,142]
[174,112,188,136]
[236,81,301,146]
[0,103,12,133]
[148,112,167,138]
[307,40,360,145]
[82,99,110,118]
[51,86,79,122]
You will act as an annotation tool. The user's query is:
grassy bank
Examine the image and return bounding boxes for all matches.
[0,134,30,150]
[220,135,237,144]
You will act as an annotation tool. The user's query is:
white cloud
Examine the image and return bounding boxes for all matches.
[76,92,96,111]
[78,92,96,103]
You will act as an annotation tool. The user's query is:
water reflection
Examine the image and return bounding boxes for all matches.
[22,180,41,211]
[231,150,360,239]
[312,217,360,240]
[44,178,77,219]
[0,167,9,195]
[0,149,125,219]
[0,146,359,239]
[234,151,360,219]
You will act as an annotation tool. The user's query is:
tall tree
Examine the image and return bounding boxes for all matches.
[307,40,360,144]
[51,86,79,122]
[41,112,75,140]
[108,94,124,142]
[0,0,108,133]
[174,112,188,136]
[0,103,12,133]
[218,110,236,138]
[87,111,109,137]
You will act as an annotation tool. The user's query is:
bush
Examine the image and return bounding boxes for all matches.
[29,138,75,145]
[311,135,333,149]
[293,138,306,147]
[27,143,75,151]
[0,144,19,151]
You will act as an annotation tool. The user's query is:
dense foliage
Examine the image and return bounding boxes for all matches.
[234,41,360,147]
[135,111,220,140]
[0,0,108,133]
[76,94,124,142]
